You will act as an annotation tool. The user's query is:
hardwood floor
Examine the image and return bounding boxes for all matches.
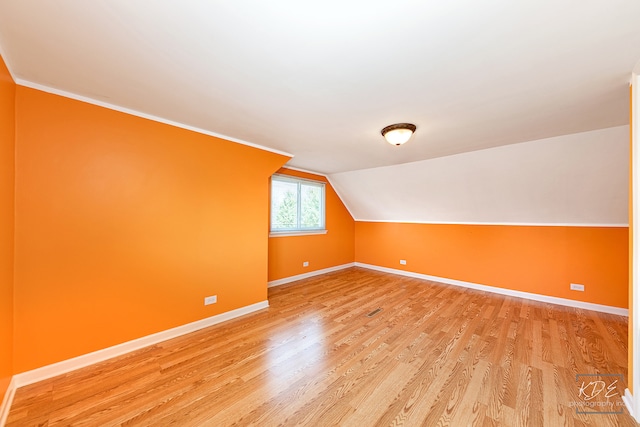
[6,267,638,426]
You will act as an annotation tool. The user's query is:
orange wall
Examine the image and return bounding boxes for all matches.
[13,86,288,373]
[356,222,628,308]
[268,168,354,281]
[0,56,15,404]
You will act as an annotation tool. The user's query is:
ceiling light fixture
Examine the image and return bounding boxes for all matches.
[381,123,416,146]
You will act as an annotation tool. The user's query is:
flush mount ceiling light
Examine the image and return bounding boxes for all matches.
[381,123,416,146]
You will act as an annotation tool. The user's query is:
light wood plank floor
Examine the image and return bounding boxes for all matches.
[6,267,638,426]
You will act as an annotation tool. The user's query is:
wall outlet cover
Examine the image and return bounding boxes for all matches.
[204,295,218,305]
[570,283,585,292]
[400,260,407,265]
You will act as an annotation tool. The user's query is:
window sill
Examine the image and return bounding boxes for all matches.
[269,230,328,238]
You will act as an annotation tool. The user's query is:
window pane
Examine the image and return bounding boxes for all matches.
[272,180,298,229]
[301,184,322,229]
[270,175,325,233]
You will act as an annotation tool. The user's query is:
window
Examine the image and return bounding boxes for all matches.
[270,174,326,235]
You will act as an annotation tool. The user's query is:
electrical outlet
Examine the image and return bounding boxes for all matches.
[400,259,407,265]
[204,295,217,305]
[303,261,309,267]
[570,283,585,292]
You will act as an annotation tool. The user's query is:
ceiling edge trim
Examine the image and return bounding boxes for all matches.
[282,165,328,177]
[0,40,17,82]
[355,219,629,228]
[14,79,295,159]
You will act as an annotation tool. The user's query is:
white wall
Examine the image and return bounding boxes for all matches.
[629,70,640,420]
[329,126,629,225]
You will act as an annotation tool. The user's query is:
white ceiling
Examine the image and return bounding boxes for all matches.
[0,1,638,174]
[330,126,629,225]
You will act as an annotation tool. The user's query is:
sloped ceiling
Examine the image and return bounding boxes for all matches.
[329,126,629,225]
[0,1,639,175]
[0,2,636,225]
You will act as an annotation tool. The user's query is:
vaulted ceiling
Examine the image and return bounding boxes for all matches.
[0,1,639,175]
[0,1,637,225]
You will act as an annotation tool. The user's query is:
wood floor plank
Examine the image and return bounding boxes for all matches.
[6,267,637,426]
[449,359,491,427]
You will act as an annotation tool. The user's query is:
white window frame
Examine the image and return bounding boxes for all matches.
[270,174,327,237]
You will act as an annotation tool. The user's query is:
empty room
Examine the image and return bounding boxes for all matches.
[1,1,640,426]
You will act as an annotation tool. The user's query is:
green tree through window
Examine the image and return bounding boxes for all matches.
[301,185,321,228]
[275,190,297,229]
[271,175,325,232]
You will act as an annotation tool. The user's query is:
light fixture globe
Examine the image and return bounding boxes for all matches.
[381,123,416,146]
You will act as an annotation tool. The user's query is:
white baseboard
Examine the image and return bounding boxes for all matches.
[354,263,628,317]
[623,389,636,419]
[268,263,355,288]
[12,300,269,389]
[0,377,16,427]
